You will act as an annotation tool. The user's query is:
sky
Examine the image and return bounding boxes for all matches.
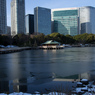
[7,0,95,26]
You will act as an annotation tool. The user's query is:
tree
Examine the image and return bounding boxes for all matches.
[87,34,95,43]
[13,34,29,46]
[73,33,89,44]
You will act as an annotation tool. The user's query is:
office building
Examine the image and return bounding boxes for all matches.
[52,6,95,35]
[79,6,95,34]
[7,26,11,35]
[11,0,25,36]
[0,0,7,34]
[52,8,79,36]
[25,14,34,34]
[34,7,51,35]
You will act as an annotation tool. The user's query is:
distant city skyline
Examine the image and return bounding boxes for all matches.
[52,6,95,35]
[7,0,95,26]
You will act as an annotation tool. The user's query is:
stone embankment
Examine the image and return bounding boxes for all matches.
[0,47,32,54]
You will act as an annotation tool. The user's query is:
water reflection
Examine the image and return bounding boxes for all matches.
[0,47,95,93]
[0,71,95,93]
[0,77,74,93]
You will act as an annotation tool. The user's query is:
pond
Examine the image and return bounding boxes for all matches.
[0,47,95,93]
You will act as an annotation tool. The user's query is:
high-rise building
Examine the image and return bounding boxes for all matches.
[34,7,51,35]
[0,0,7,34]
[51,8,79,36]
[7,26,11,35]
[52,6,95,36]
[79,6,95,34]
[25,14,34,34]
[11,0,25,36]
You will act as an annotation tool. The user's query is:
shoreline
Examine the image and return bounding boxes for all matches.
[0,46,95,54]
[0,47,32,54]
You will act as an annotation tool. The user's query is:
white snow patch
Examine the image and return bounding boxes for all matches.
[9,92,31,95]
[83,92,92,95]
[81,79,88,82]
[34,91,40,94]
[77,82,82,84]
[47,92,67,95]
[81,86,88,91]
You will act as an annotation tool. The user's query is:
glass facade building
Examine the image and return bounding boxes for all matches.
[52,6,95,35]
[11,0,25,36]
[25,14,34,34]
[34,7,51,35]
[79,6,95,34]
[52,8,79,36]
[0,0,7,34]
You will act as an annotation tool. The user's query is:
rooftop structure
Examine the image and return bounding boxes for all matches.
[42,40,60,46]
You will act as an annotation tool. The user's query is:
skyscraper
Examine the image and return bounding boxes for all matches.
[25,14,34,34]
[34,7,51,35]
[52,8,79,36]
[7,26,11,35]
[0,0,7,34]
[11,0,25,36]
[79,6,95,34]
[52,6,95,36]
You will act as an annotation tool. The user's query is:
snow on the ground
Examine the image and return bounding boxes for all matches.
[83,92,93,95]
[9,92,31,95]
[0,92,67,95]
[81,79,88,82]
[77,82,82,84]
[0,92,31,95]
[47,92,67,95]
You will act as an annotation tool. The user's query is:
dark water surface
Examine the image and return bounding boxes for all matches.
[0,47,95,93]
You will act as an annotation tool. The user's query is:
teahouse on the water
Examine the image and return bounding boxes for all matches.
[39,40,64,49]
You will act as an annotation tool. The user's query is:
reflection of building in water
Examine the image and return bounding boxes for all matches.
[9,80,13,93]
[79,72,95,81]
[52,50,57,54]
[0,81,9,93]
[9,79,27,92]
[12,79,19,92]
[1,71,95,93]
[79,73,90,80]
[43,50,48,54]
[9,79,20,92]
[54,71,95,82]
[12,79,27,92]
